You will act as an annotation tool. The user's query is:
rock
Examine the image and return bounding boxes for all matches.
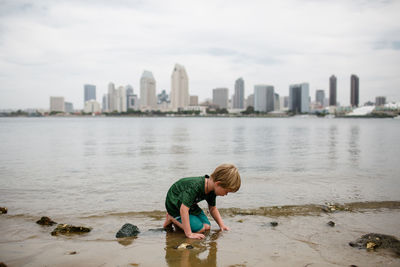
[116,223,140,238]
[349,233,400,256]
[68,251,77,255]
[270,221,278,227]
[174,243,194,249]
[0,262,8,267]
[51,224,92,236]
[327,221,335,227]
[36,216,57,226]
[0,207,7,214]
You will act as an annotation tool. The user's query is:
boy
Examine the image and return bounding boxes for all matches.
[163,163,241,239]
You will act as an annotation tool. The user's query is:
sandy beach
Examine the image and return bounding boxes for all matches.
[1,202,399,267]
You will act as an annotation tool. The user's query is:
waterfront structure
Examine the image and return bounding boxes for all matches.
[140,70,157,110]
[84,84,96,105]
[50,96,65,112]
[102,94,108,112]
[213,88,229,109]
[170,64,189,111]
[375,96,386,106]
[233,78,245,109]
[329,75,337,106]
[246,94,254,108]
[84,100,101,114]
[350,74,359,107]
[316,90,325,107]
[289,83,310,113]
[127,94,139,110]
[157,90,169,104]
[274,93,280,111]
[117,86,127,112]
[254,85,274,112]
[64,102,73,113]
[189,95,198,106]
[107,82,116,112]
[125,85,134,109]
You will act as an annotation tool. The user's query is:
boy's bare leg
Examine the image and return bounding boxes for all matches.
[168,217,210,234]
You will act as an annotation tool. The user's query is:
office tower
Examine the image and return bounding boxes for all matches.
[246,94,254,109]
[274,93,280,111]
[117,86,127,112]
[289,83,310,113]
[102,94,108,112]
[125,85,134,109]
[213,88,229,109]
[254,85,274,112]
[50,97,65,112]
[108,82,116,112]
[64,102,73,113]
[329,75,337,106]
[233,78,245,109]
[351,74,359,107]
[283,96,289,108]
[316,90,325,107]
[375,96,386,106]
[84,84,96,105]
[140,70,157,110]
[157,90,169,104]
[127,94,139,110]
[171,64,189,111]
[189,95,198,106]
[84,100,101,113]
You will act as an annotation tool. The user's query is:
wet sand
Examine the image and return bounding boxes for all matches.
[1,203,400,267]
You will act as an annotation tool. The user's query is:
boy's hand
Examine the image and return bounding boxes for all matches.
[220,224,230,231]
[187,233,205,239]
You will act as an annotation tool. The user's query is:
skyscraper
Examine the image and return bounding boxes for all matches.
[375,96,386,106]
[108,82,116,112]
[316,90,325,107]
[140,70,157,110]
[351,74,359,107]
[289,83,310,113]
[233,78,245,109]
[213,88,229,109]
[171,64,189,111]
[84,84,96,105]
[50,96,65,112]
[329,75,337,106]
[254,85,274,112]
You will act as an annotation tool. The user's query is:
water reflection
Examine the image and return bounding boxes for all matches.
[348,124,360,165]
[165,231,220,267]
[328,124,338,166]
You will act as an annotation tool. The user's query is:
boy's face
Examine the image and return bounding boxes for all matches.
[214,182,233,196]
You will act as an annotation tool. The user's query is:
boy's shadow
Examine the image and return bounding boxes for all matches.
[164,230,222,267]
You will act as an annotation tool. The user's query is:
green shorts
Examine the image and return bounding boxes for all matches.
[175,210,211,233]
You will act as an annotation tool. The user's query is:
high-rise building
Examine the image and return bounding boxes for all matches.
[254,85,274,112]
[127,94,139,110]
[274,93,280,111]
[125,85,134,109]
[84,100,101,114]
[316,90,325,107]
[289,83,310,113]
[375,96,386,106]
[102,94,108,112]
[157,90,169,104]
[108,82,116,112]
[140,70,157,110]
[171,64,189,111]
[64,102,74,113]
[329,75,337,106]
[117,86,127,112]
[189,95,198,106]
[233,78,245,109]
[213,88,229,109]
[351,74,359,107]
[50,96,65,112]
[246,94,254,109]
[84,84,96,105]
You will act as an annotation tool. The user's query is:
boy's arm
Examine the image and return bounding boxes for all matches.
[180,204,205,239]
[209,205,230,231]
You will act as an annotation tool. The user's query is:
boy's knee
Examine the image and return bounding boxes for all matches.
[203,224,211,231]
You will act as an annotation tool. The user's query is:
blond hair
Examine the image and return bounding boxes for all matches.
[210,163,241,192]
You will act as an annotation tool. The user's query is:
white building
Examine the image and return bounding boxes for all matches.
[254,85,274,112]
[213,88,229,109]
[140,70,157,110]
[50,96,65,112]
[117,86,127,113]
[189,95,198,106]
[107,82,117,112]
[84,100,101,114]
[171,64,189,111]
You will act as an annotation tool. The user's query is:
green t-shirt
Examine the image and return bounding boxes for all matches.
[165,176,217,218]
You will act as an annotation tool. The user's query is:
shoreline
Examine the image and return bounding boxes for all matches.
[1,201,400,266]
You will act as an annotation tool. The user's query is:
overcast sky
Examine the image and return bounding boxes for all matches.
[0,0,399,109]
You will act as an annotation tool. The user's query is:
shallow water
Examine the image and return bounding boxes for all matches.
[0,117,399,217]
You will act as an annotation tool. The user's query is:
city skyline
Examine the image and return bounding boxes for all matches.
[1,0,400,109]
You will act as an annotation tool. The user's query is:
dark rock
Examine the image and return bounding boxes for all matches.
[270,221,278,227]
[116,223,140,238]
[327,221,335,227]
[51,224,92,236]
[36,216,57,226]
[0,262,8,267]
[349,265,358,267]
[0,207,7,214]
[349,233,400,256]
[68,251,77,255]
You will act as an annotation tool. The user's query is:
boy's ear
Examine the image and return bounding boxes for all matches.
[214,181,221,186]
